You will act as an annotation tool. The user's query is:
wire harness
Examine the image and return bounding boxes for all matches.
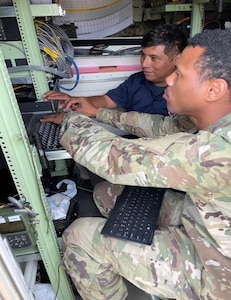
[35,20,74,79]
[7,20,76,81]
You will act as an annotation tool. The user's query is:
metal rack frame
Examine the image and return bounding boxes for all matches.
[0,0,74,299]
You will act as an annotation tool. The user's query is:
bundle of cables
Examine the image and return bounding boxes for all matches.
[35,20,79,91]
[7,20,79,91]
[35,20,74,78]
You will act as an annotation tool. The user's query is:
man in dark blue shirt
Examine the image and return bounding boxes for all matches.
[43,24,187,120]
[106,72,167,115]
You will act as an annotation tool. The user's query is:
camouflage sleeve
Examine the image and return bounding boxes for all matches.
[96,108,197,137]
[60,111,218,193]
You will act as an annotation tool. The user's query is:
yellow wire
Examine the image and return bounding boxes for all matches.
[13,85,27,91]
[42,47,58,61]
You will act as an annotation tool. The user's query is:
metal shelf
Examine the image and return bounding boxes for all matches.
[0,4,65,17]
[152,3,192,13]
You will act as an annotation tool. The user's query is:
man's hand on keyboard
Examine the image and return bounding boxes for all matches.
[43,91,98,117]
[40,112,65,125]
[43,91,82,111]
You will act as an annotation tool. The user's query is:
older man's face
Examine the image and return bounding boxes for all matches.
[140,45,179,87]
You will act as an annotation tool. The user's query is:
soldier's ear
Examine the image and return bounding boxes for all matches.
[205,79,228,102]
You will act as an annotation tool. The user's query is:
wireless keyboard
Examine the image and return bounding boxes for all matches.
[101,186,165,245]
[37,122,62,151]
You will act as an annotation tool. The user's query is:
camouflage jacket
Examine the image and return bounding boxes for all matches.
[60,109,231,299]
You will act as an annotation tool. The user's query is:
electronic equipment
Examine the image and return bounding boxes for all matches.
[53,195,79,237]
[18,101,71,161]
[37,121,62,151]
[0,17,21,41]
[101,186,165,245]
[0,207,38,257]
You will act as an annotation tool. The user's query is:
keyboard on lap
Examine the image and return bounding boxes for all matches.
[101,186,165,245]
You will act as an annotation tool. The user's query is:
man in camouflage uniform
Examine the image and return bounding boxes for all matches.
[92,113,196,226]
[59,29,231,299]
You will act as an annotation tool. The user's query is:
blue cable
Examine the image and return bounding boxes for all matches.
[55,55,80,91]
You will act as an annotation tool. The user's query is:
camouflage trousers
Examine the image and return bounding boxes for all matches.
[93,181,185,228]
[62,217,178,300]
[62,182,185,299]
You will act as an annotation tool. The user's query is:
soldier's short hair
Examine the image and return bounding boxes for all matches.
[188,29,231,88]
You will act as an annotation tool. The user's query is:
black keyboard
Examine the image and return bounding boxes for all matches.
[37,122,62,151]
[101,186,165,245]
